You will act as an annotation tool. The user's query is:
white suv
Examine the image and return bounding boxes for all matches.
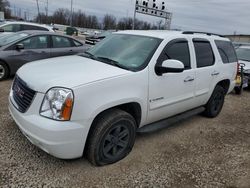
[9,30,238,166]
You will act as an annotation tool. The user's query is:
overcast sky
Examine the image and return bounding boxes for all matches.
[8,0,250,34]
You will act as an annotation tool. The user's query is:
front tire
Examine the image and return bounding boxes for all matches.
[203,85,225,118]
[86,109,136,166]
[0,62,9,81]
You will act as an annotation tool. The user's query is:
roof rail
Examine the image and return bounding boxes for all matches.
[182,31,225,38]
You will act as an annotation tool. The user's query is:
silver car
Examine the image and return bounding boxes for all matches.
[0,31,88,80]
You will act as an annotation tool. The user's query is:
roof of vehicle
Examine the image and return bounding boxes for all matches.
[15,30,84,43]
[116,30,228,41]
[0,21,54,32]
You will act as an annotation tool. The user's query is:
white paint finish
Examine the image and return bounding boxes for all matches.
[17,55,130,93]
[9,31,238,159]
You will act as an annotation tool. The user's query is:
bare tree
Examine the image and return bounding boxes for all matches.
[0,0,11,18]
[103,14,116,30]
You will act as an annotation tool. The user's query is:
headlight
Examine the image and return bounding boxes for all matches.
[40,88,74,121]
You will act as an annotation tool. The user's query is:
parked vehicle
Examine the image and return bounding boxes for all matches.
[234,46,250,92]
[233,42,250,49]
[9,31,237,166]
[85,31,113,45]
[0,21,54,34]
[0,31,87,80]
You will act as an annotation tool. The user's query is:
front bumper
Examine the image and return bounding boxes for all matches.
[9,92,88,159]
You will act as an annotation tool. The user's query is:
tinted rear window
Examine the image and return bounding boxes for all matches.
[193,40,215,68]
[22,24,49,31]
[215,40,237,63]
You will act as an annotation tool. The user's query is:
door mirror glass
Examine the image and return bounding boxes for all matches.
[156,59,185,76]
[16,43,24,50]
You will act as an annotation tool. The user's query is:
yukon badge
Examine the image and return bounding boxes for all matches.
[150,97,164,103]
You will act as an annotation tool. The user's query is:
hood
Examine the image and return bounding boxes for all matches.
[239,60,250,71]
[17,55,130,93]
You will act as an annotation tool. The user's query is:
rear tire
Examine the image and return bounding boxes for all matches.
[234,86,242,95]
[203,85,225,118]
[0,61,9,81]
[86,109,136,166]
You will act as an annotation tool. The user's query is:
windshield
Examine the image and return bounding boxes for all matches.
[84,34,162,71]
[0,33,29,47]
[236,48,250,62]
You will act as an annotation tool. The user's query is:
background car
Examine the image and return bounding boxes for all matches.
[85,30,113,45]
[0,31,88,80]
[235,46,250,91]
[0,21,54,34]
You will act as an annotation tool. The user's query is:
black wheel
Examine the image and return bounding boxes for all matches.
[86,109,136,166]
[0,61,9,81]
[203,85,225,118]
[234,86,242,95]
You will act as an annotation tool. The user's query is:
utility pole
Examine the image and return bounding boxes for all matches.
[45,0,48,23]
[70,0,73,26]
[46,0,49,22]
[36,0,40,23]
[132,0,136,30]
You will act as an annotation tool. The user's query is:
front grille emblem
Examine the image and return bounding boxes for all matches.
[13,84,25,98]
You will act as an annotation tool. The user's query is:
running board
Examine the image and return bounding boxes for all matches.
[137,107,205,133]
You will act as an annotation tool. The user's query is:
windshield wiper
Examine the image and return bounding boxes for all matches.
[80,51,98,60]
[96,56,130,71]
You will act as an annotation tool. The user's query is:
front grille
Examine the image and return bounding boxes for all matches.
[12,76,36,113]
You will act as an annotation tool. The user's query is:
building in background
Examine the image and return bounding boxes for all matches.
[0,12,4,21]
[226,35,250,43]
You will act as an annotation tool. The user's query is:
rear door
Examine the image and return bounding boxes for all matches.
[50,35,79,57]
[11,35,50,72]
[215,40,238,90]
[192,38,218,106]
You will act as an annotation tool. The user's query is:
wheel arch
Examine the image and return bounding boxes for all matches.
[90,102,142,129]
[216,79,230,94]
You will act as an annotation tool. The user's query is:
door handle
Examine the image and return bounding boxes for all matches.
[184,76,195,82]
[211,71,220,76]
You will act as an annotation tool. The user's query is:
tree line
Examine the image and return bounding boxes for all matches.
[35,8,165,30]
[1,0,165,30]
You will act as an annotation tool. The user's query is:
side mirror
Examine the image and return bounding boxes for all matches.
[0,28,4,32]
[16,43,24,50]
[155,59,184,76]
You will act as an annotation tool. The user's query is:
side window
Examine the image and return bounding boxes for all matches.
[19,36,48,49]
[73,40,83,47]
[2,24,21,32]
[52,36,73,48]
[158,40,191,69]
[193,40,215,68]
[215,40,237,63]
[22,24,49,31]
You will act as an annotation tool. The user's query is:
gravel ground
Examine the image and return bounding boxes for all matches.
[0,79,250,188]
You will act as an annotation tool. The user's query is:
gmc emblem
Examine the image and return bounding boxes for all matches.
[14,84,25,98]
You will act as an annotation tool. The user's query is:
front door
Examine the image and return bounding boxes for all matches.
[11,35,50,73]
[148,38,196,124]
